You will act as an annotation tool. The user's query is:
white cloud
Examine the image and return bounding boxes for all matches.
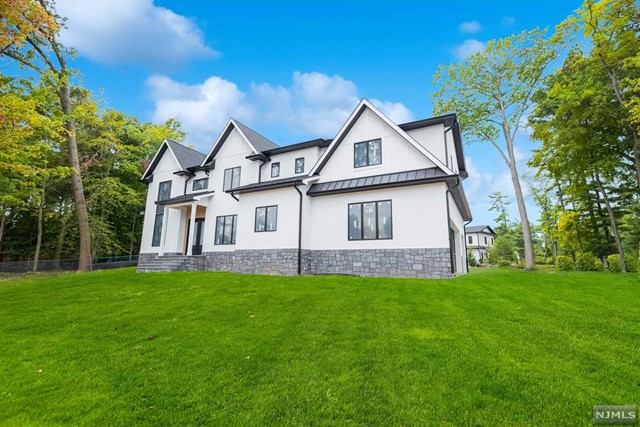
[56,0,216,68]
[147,72,415,149]
[453,39,486,60]
[502,16,516,26]
[459,21,482,34]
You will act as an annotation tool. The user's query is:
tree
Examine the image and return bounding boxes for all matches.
[1,0,93,271]
[488,191,511,230]
[432,29,556,270]
[562,0,640,184]
[489,237,516,263]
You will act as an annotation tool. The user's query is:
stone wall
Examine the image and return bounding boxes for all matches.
[308,248,452,279]
[140,248,453,279]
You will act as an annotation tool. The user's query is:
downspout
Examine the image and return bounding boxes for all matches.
[445,178,461,276]
[183,172,195,195]
[229,192,239,202]
[293,183,303,275]
[463,218,473,272]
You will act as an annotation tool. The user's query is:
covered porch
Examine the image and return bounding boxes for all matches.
[156,191,214,256]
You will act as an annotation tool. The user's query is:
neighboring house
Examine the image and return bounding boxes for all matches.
[465,225,497,263]
[137,99,472,278]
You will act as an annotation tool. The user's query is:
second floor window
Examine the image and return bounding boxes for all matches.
[271,162,280,178]
[255,205,278,232]
[223,167,241,191]
[295,157,305,174]
[468,236,473,244]
[354,139,382,168]
[192,177,208,191]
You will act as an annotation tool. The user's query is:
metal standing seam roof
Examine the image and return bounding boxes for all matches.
[155,190,215,206]
[233,120,279,152]
[307,168,448,196]
[229,176,305,193]
[165,139,207,170]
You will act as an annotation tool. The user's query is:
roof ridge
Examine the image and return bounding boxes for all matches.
[165,139,207,156]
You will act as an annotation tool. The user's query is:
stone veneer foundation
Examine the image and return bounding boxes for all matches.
[139,247,454,278]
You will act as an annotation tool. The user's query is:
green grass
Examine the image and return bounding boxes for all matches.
[0,268,638,426]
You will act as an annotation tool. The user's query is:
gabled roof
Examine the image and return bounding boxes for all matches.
[201,119,278,166]
[465,225,497,235]
[308,99,455,177]
[307,168,448,196]
[141,139,207,182]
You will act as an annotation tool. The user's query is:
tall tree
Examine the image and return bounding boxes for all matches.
[433,29,557,269]
[488,191,511,230]
[1,0,93,270]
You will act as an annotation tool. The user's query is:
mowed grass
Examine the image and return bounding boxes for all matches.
[0,268,638,426]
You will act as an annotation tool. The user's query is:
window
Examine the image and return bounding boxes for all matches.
[152,181,172,246]
[484,236,487,244]
[192,177,209,191]
[214,215,237,245]
[348,200,392,240]
[354,139,382,168]
[491,237,494,245]
[223,167,241,191]
[295,157,305,174]
[271,162,280,178]
[468,236,473,244]
[255,205,278,232]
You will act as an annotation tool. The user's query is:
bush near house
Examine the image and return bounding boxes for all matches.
[467,252,477,267]
[556,255,574,271]
[488,236,515,263]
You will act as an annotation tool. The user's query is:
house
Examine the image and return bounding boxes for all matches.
[465,225,497,263]
[137,99,472,278]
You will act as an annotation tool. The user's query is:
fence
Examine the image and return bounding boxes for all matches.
[0,255,139,273]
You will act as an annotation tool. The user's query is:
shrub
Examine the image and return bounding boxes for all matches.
[556,255,574,271]
[576,253,598,271]
[489,237,515,263]
[593,259,605,271]
[535,257,547,265]
[625,255,637,273]
[607,254,621,272]
[468,252,477,267]
[498,260,512,268]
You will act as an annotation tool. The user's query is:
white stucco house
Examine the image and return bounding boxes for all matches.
[465,225,497,263]
[137,99,472,278]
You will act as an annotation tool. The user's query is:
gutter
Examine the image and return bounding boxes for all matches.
[293,183,303,275]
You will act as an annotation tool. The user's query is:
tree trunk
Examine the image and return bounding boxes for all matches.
[0,209,6,250]
[58,82,92,272]
[54,206,68,270]
[32,184,45,273]
[594,172,626,272]
[129,214,137,261]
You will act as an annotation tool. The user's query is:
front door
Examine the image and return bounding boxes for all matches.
[192,218,205,255]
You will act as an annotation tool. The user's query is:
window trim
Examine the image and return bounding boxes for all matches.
[353,139,382,168]
[271,162,280,178]
[152,180,172,247]
[295,157,305,174]
[192,177,209,191]
[254,205,278,232]
[223,166,241,191]
[347,199,393,241]
[214,214,237,245]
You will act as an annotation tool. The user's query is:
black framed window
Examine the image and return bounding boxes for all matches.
[152,180,172,246]
[348,200,392,240]
[271,162,280,178]
[255,205,278,232]
[354,139,382,168]
[295,157,305,174]
[214,215,237,245]
[192,177,209,191]
[223,167,241,191]
[484,236,487,244]
[468,236,473,244]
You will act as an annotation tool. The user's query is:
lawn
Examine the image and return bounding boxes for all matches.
[0,268,638,426]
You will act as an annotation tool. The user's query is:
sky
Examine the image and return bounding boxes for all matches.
[48,0,580,227]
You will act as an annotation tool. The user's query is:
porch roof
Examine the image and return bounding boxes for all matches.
[155,190,215,206]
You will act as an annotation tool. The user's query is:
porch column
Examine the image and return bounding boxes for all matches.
[159,206,169,256]
[186,202,197,256]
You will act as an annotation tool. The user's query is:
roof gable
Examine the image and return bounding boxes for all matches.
[141,139,205,182]
[201,119,278,166]
[465,225,497,235]
[308,99,454,176]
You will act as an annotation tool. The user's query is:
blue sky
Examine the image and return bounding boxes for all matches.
[51,0,580,227]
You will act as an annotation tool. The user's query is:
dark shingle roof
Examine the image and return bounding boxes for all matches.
[465,225,496,235]
[166,139,206,170]
[234,121,279,152]
[307,168,449,196]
